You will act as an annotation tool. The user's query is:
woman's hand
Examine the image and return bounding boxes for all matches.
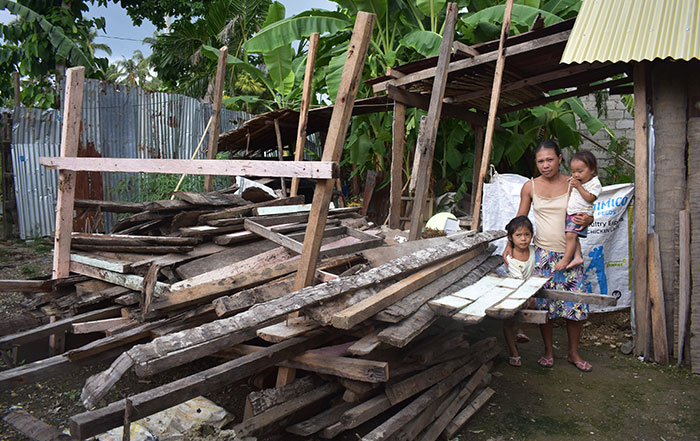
[503,241,513,265]
[572,213,594,229]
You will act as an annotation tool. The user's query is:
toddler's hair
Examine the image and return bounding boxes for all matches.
[505,215,533,247]
[572,150,597,175]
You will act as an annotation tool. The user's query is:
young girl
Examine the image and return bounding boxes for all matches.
[554,151,602,272]
[503,215,536,366]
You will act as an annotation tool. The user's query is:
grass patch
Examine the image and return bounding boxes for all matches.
[21,264,39,278]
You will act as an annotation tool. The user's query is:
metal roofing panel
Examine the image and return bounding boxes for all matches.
[561,0,700,64]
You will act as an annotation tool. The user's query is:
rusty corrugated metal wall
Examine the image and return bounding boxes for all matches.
[11,79,250,239]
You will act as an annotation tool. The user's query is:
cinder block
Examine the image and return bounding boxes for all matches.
[616,119,634,129]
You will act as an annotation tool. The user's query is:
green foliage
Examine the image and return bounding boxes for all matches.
[20,263,39,278]
[599,136,634,186]
[0,0,111,108]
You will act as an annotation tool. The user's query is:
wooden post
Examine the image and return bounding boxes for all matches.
[290,32,320,197]
[273,118,288,195]
[407,2,459,241]
[203,46,228,192]
[648,233,669,364]
[122,398,134,441]
[13,72,20,108]
[470,0,514,230]
[53,66,85,279]
[470,125,484,213]
[632,61,650,358]
[678,209,690,366]
[292,12,375,290]
[389,101,406,229]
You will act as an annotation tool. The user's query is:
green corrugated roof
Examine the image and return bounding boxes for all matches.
[561,0,700,64]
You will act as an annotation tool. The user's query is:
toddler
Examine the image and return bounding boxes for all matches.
[554,151,602,272]
[503,215,535,366]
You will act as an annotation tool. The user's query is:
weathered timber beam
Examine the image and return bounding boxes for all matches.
[537,289,617,306]
[71,333,328,440]
[40,158,338,179]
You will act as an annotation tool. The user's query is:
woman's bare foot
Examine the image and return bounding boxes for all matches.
[566,255,584,269]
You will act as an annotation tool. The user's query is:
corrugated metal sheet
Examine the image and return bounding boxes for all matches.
[561,0,700,64]
[12,79,251,239]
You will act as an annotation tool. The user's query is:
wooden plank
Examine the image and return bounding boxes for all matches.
[470,125,484,211]
[256,317,320,342]
[199,195,304,222]
[71,244,194,254]
[385,356,468,405]
[407,2,459,241]
[375,248,491,323]
[389,100,406,229]
[3,409,70,441]
[246,375,322,416]
[331,244,485,329]
[281,352,388,383]
[517,309,548,324]
[244,219,303,254]
[127,242,227,273]
[418,364,490,441]
[0,305,121,349]
[74,199,145,213]
[537,288,617,307]
[454,285,516,323]
[233,383,341,437]
[679,210,691,366]
[293,12,376,290]
[443,387,496,439]
[71,333,328,440]
[290,32,320,197]
[648,232,669,364]
[85,231,501,402]
[633,62,650,359]
[71,317,134,334]
[372,28,570,93]
[347,329,381,356]
[203,45,227,192]
[69,261,169,296]
[53,66,85,278]
[40,157,337,179]
[486,276,550,319]
[471,0,514,230]
[452,40,480,57]
[286,400,355,436]
[70,253,131,273]
[0,279,54,293]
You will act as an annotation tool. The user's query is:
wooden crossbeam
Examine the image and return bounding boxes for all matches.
[40,157,337,179]
[372,29,571,93]
[387,85,488,126]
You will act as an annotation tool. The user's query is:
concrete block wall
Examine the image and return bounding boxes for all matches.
[573,93,635,180]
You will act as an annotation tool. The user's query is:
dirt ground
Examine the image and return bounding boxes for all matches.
[1,240,699,441]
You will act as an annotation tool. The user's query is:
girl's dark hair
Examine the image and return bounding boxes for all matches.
[572,150,598,175]
[534,139,562,157]
[505,216,534,247]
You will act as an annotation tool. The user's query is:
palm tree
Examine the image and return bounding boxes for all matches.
[145,0,272,100]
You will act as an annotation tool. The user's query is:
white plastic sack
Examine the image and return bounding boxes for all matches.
[482,171,534,256]
[581,183,634,312]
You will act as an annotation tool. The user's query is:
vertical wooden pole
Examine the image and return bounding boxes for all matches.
[13,72,20,108]
[470,0,514,230]
[203,46,228,192]
[407,2,459,241]
[293,12,376,290]
[678,209,690,366]
[291,33,320,197]
[389,101,406,229]
[470,125,484,214]
[633,61,650,358]
[122,398,134,441]
[52,66,85,279]
[648,232,669,364]
[273,118,288,196]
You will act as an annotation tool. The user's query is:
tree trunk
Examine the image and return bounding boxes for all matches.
[652,61,688,357]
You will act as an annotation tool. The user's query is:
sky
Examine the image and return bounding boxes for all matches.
[0,0,336,64]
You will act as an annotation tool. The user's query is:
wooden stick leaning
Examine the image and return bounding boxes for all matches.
[203,45,228,192]
[170,116,214,199]
[471,0,514,230]
[290,32,320,197]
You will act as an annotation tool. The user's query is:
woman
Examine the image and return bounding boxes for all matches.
[503,140,594,372]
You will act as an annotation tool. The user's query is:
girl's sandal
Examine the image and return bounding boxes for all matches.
[537,356,554,368]
[509,356,522,367]
[568,359,593,372]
